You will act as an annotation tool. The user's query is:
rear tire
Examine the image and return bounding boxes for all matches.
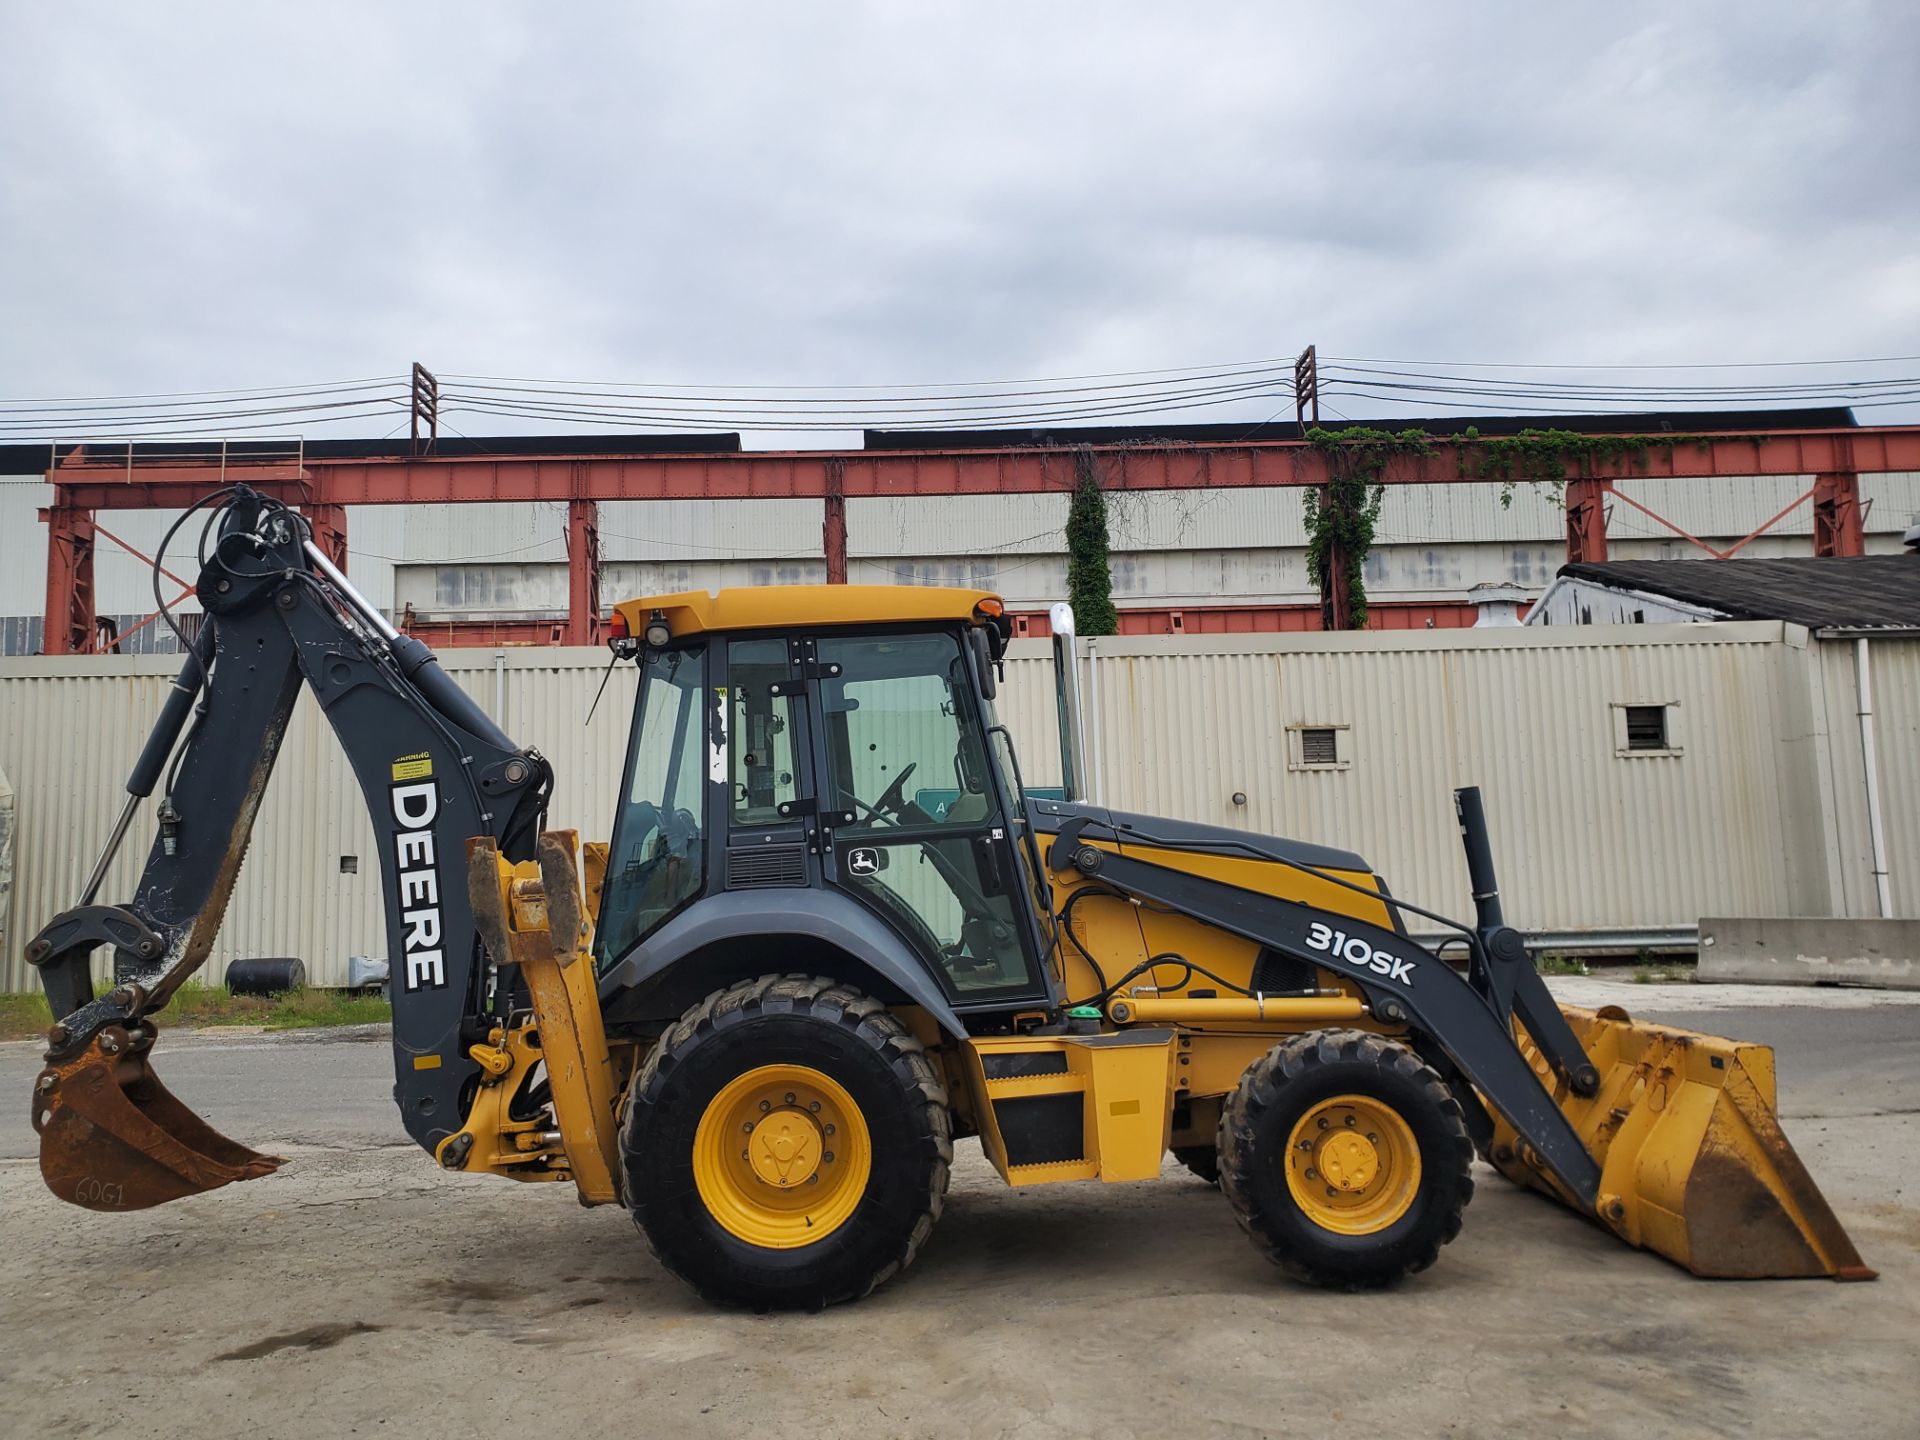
[622,974,951,1310]
[1218,1030,1472,1290]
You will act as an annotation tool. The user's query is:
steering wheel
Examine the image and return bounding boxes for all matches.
[851,761,918,825]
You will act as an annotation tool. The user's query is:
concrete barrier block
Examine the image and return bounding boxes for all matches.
[1699,917,1920,990]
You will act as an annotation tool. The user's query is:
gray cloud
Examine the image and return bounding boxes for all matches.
[3,2,1915,434]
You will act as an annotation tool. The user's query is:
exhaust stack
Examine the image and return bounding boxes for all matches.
[1049,602,1090,803]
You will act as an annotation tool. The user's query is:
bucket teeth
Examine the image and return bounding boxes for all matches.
[32,1027,284,1211]
[1491,1006,1873,1281]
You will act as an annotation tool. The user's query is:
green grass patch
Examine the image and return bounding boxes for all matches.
[0,985,390,1041]
[1534,953,1590,976]
[0,991,54,1042]
[1633,964,1696,985]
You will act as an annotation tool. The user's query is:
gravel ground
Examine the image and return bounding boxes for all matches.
[1,980,1914,1440]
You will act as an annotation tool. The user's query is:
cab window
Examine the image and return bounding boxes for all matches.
[728,638,798,827]
[597,646,707,965]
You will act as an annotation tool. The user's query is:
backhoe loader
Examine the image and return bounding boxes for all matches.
[27,487,1872,1307]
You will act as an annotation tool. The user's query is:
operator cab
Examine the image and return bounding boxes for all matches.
[595,586,1054,1022]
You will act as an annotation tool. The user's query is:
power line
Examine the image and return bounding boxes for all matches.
[6,350,1916,445]
[1320,362,1920,398]
[1320,354,1920,370]
[443,356,1295,392]
[0,374,407,404]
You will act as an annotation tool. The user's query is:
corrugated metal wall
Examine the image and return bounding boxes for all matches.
[0,650,639,992]
[1,624,1908,991]
[1054,624,1843,935]
[1815,636,1920,918]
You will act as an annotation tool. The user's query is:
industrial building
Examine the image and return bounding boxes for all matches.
[3,408,1916,653]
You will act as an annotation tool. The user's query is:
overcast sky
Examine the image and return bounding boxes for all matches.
[2,2,1916,441]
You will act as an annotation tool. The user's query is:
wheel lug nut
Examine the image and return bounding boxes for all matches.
[1345,1116,1356,1126]
[809,1101,821,1113]
[808,1175,818,1185]
[1317,1117,1329,1130]
[1305,1168,1317,1180]
[1326,1186,1338,1198]
[822,1151,834,1163]
[785,1092,796,1105]
[824,1124,835,1136]
[741,1149,750,1160]
[759,1100,771,1112]
[1367,1133,1377,1142]
[743,1122,754,1133]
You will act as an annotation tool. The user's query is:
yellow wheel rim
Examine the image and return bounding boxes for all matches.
[1284,1093,1422,1235]
[692,1064,872,1249]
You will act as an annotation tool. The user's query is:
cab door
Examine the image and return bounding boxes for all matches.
[716,635,820,893]
[803,628,1052,1009]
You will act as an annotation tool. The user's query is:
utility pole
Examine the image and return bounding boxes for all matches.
[410,363,439,456]
[1293,345,1319,428]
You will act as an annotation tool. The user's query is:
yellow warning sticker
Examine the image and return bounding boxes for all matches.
[412,1054,442,1071]
[391,753,434,781]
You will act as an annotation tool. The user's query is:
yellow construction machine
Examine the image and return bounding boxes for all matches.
[27,488,1871,1306]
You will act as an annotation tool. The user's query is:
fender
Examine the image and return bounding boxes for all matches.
[599,887,968,1039]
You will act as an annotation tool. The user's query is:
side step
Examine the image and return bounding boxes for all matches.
[965,1030,1176,1186]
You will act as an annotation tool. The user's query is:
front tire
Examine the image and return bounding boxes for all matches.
[1218,1030,1472,1289]
[623,974,951,1310]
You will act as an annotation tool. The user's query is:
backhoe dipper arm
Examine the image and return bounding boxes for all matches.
[28,490,552,1206]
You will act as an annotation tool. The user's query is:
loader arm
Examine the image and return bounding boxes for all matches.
[1040,805,1602,1209]
[1035,797,1873,1280]
[27,487,555,1208]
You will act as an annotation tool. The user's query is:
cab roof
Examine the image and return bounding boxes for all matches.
[611,585,1004,641]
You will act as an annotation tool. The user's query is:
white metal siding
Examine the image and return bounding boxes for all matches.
[1046,626,1814,934]
[1816,637,1920,918]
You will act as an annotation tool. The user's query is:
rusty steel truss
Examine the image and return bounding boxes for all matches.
[34,424,1919,653]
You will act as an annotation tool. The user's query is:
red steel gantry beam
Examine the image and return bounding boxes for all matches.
[565,497,602,648]
[39,425,1918,651]
[39,500,96,656]
[48,429,1920,511]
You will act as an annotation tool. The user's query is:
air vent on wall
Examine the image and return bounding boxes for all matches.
[1300,727,1339,766]
[1624,705,1668,751]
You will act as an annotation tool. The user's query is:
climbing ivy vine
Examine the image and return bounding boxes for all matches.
[1065,447,1118,636]
[1302,426,1761,625]
[1301,426,1432,629]
[1456,426,1693,507]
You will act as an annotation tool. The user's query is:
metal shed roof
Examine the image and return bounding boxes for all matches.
[1556,556,1920,631]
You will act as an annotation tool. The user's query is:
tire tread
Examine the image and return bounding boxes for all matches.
[1217,1029,1473,1289]
[625,973,951,1308]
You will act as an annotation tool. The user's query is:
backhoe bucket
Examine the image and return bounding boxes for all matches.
[1489,1005,1873,1280]
[31,1024,282,1211]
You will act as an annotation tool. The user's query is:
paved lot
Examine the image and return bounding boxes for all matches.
[2,980,1915,1440]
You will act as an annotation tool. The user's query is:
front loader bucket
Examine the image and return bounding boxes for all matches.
[1489,1005,1873,1280]
[31,1024,283,1211]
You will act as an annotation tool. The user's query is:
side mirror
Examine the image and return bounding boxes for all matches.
[968,627,997,700]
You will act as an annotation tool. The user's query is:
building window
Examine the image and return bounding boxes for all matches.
[1288,723,1349,771]
[1612,702,1680,757]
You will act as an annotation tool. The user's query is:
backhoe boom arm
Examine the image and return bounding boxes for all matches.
[27,489,552,1205]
